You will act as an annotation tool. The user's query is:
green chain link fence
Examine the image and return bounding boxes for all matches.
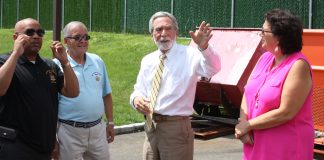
[0,0,324,37]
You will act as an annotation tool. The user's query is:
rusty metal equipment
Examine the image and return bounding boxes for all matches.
[190,28,264,132]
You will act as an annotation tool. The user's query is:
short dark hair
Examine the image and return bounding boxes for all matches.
[265,8,303,55]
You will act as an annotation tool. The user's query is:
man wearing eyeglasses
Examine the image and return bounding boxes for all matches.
[52,21,114,160]
[0,18,79,159]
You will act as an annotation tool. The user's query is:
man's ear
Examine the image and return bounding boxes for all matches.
[151,34,155,41]
[13,33,18,40]
[64,38,68,44]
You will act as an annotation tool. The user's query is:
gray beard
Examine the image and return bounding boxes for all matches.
[154,38,174,51]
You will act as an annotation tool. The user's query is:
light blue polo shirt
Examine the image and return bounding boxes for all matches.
[53,52,111,122]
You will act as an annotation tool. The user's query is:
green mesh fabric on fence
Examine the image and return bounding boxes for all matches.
[174,0,231,37]
[1,0,52,30]
[19,0,38,20]
[39,0,53,30]
[235,0,309,28]
[124,0,231,37]
[2,0,17,28]
[63,0,122,32]
[1,0,324,32]
[63,0,90,29]
[125,0,171,34]
[92,0,121,32]
[0,0,123,31]
[313,0,324,28]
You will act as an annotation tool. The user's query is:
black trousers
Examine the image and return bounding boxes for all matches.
[0,137,51,160]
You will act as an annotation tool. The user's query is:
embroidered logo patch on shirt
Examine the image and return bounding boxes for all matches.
[92,72,101,82]
[46,70,57,84]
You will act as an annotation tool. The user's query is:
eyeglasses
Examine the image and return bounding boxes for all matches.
[260,28,272,34]
[18,28,45,37]
[66,35,91,42]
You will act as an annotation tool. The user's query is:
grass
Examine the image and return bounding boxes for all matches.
[0,29,191,126]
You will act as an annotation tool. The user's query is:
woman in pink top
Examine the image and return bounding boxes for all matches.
[235,9,314,160]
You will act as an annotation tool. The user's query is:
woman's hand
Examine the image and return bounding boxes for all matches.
[238,132,254,145]
[235,120,251,139]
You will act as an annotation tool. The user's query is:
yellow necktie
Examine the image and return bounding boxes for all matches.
[146,53,166,130]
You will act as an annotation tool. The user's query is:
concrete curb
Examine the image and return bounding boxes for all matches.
[114,122,145,135]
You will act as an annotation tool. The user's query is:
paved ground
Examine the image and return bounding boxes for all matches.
[110,123,324,160]
[109,131,243,160]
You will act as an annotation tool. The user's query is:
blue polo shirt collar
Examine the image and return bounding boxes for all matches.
[67,52,94,69]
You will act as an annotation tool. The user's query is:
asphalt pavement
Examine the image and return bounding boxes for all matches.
[109,130,243,160]
[110,123,324,160]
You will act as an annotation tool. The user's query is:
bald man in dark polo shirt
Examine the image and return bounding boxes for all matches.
[0,18,79,160]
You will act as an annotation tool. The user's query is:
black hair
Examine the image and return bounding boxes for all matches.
[265,8,303,55]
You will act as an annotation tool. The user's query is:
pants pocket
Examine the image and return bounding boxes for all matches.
[0,140,6,155]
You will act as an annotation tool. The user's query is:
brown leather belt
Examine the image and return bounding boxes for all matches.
[153,113,189,122]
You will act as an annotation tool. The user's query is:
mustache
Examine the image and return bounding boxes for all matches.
[154,38,174,51]
[159,38,170,42]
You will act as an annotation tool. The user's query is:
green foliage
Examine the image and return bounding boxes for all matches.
[0,29,190,126]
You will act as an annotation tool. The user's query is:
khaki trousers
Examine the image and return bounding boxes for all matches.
[143,118,194,160]
[57,120,110,160]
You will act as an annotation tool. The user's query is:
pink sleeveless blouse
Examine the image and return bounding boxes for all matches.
[243,51,314,160]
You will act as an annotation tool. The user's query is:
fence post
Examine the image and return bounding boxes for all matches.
[123,0,127,33]
[308,0,312,29]
[89,0,92,31]
[17,0,19,21]
[1,0,3,28]
[171,0,173,15]
[37,0,39,21]
[62,0,64,30]
[53,0,62,41]
[230,0,235,28]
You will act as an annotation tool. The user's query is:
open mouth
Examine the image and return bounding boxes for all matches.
[160,38,170,43]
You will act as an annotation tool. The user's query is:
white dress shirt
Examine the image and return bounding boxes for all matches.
[130,43,221,116]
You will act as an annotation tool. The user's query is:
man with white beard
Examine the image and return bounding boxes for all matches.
[130,11,221,160]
